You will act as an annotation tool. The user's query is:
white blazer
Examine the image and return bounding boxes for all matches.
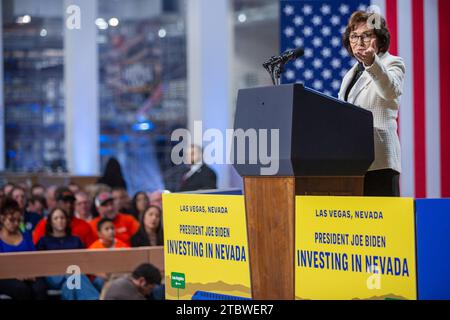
[338,52,406,173]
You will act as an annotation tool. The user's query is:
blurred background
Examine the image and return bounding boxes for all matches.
[0,0,279,194]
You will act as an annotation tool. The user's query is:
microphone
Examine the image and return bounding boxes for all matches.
[263,48,304,68]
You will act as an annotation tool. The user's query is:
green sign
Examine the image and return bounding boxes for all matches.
[171,272,186,289]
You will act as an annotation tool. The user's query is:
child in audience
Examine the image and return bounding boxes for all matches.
[89,218,129,249]
[88,218,129,291]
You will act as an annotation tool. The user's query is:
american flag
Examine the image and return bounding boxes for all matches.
[280,0,450,198]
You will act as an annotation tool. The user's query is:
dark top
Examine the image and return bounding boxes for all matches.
[36,235,84,251]
[131,230,151,247]
[23,211,43,233]
[179,164,217,192]
[344,62,365,102]
[0,232,35,253]
[163,163,189,192]
[131,229,163,247]
[104,276,146,300]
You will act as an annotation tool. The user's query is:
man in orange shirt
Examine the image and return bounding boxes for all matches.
[89,218,129,249]
[33,187,97,247]
[90,192,139,246]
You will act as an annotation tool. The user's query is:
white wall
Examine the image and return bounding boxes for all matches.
[229,15,279,188]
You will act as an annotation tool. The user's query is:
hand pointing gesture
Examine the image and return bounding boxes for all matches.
[354,38,378,67]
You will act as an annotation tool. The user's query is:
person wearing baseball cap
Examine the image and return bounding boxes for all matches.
[90,191,139,246]
[32,186,97,247]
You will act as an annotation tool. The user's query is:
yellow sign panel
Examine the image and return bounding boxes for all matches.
[163,194,251,300]
[295,196,417,300]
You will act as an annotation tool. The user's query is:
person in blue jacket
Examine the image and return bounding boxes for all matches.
[0,198,47,299]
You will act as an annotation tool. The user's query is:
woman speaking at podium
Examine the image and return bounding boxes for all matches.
[339,11,405,197]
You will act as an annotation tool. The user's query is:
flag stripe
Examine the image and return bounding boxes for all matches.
[439,0,450,197]
[398,0,415,197]
[385,0,398,55]
[425,0,441,198]
[412,0,426,198]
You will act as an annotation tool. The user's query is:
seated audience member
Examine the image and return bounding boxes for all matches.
[112,187,132,214]
[90,192,139,246]
[68,182,81,195]
[9,186,41,234]
[0,199,47,300]
[131,205,163,247]
[129,191,149,220]
[33,187,97,247]
[27,195,47,217]
[45,185,58,211]
[0,199,35,252]
[31,184,46,198]
[89,218,129,291]
[3,183,15,196]
[36,207,99,300]
[89,218,129,249]
[74,191,93,222]
[85,183,111,219]
[179,144,217,192]
[103,263,161,300]
[36,208,84,250]
[149,191,163,209]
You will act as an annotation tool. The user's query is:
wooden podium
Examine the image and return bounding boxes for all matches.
[233,84,374,299]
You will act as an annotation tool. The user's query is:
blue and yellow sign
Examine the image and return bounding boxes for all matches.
[163,194,251,300]
[295,196,417,300]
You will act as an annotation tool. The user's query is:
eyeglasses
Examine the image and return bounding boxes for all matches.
[349,32,375,44]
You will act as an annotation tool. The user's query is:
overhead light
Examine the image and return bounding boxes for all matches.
[158,28,167,38]
[40,29,48,37]
[22,15,31,23]
[238,13,247,23]
[95,18,108,30]
[109,17,119,27]
[17,14,32,24]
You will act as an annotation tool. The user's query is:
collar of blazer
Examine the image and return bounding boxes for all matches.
[341,51,389,105]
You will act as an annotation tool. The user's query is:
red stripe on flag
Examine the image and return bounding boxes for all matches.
[412,0,426,198]
[385,0,398,55]
[439,0,450,197]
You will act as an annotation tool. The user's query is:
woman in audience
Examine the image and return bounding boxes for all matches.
[131,205,163,247]
[130,191,150,220]
[36,207,100,300]
[36,207,84,250]
[0,198,47,299]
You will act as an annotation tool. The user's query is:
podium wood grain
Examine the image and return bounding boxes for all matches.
[244,177,296,300]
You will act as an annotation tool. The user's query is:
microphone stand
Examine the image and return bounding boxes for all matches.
[263,58,286,86]
[274,63,285,86]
